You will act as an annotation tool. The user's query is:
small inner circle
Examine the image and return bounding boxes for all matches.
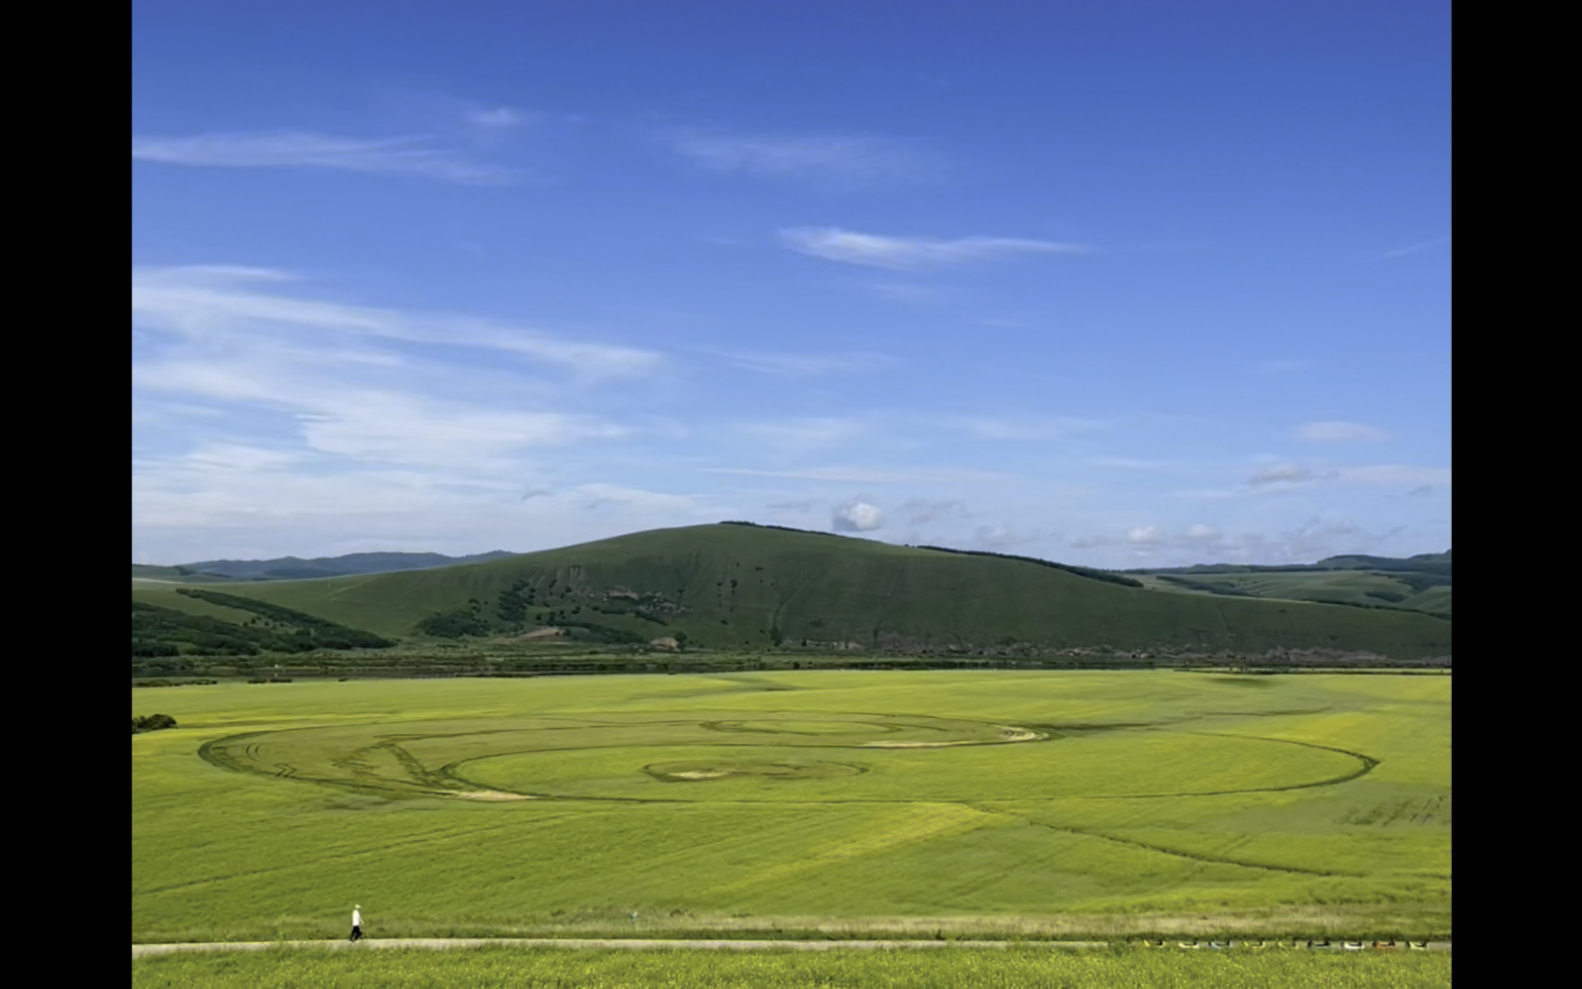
[644,760,867,782]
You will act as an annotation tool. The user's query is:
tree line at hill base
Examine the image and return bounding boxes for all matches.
[132,589,396,658]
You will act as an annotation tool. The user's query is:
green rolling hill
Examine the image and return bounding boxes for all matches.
[131,523,1451,662]
[1126,549,1451,616]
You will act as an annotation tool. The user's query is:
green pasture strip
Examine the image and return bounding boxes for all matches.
[134,672,1450,944]
[131,944,1453,989]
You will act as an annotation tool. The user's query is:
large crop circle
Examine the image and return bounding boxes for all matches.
[198,709,1371,804]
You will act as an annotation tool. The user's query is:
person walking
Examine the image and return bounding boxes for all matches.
[349,904,363,942]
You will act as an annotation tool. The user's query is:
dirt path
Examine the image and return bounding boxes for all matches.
[131,938,1448,959]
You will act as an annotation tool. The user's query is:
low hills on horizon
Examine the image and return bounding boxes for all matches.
[132,522,1451,665]
[133,534,1450,588]
[132,549,515,583]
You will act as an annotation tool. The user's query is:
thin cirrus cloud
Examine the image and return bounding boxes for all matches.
[465,107,528,129]
[131,130,515,184]
[133,265,656,478]
[1296,421,1392,442]
[1380,236,1451,260]
[709,350,897,376]
[734,418,868,452]
[1247,463,1318,486]
[703,466,1011,484]
[668,131,941,187]
[132,266,659,380]
[1246,462,1450,490]
[778,227,1087,270]
[946,416,1109,440]
[1335,465,1452,488]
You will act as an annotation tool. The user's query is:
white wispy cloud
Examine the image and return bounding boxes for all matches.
[133,449,712,563]
[1093,457,1179,469]
[703,466,1010,484]
[1296,421,1392,442]
[945,416,1108,440]
[778,227,1086,270]
[1380,236,1451,259]
[668,131,939,187]
[131,131,514,184]
[899,498,972,526]
[1335,465,1452,488]
[1247,463,1317,486]
[130,271,725,562]
[1077,516,1410,566]
[298,400,625,469]
[1173,460,1451,499]
[132,266,662,499]
[710,350,896,376]
[572,483,699,512]
[132,266,659,380]
[1126,525,1166,544]
[466,107,527,128]
[969,525,1055,551]
[736,418,868,452]
[1249,462,1450,490]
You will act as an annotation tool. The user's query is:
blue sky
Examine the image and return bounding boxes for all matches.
[132,1,1451,567]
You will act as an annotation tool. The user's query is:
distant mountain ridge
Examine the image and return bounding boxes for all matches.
[136,550,516,582]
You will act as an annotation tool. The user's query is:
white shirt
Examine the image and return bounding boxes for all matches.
[353,909,362,926]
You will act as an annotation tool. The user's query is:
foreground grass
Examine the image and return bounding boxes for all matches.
[131,945,1452,989]
[134,672,1450,943]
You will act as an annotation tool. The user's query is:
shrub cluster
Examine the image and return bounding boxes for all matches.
[132,678,217,688]
[133,601,275,656]
[1157,575,1260,597]
[561,622,649,645]
[495,578,533,623]
[132,713,177,734]
[417,605,492,638]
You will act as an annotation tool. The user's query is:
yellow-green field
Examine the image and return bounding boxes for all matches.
[132,670,1450,943]
[131,944,1454,989]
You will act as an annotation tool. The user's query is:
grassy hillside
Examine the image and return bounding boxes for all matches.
[132,589,396,658]
[1127,551,1451,617]
[134,524,1450,660]
[1145,571,1451,617]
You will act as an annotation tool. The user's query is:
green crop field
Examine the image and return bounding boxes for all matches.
[132,669,1450,947]
[131,944,1453,989]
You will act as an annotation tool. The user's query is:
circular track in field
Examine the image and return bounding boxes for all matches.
[197,710,1370,803]
[644,760,867,783]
